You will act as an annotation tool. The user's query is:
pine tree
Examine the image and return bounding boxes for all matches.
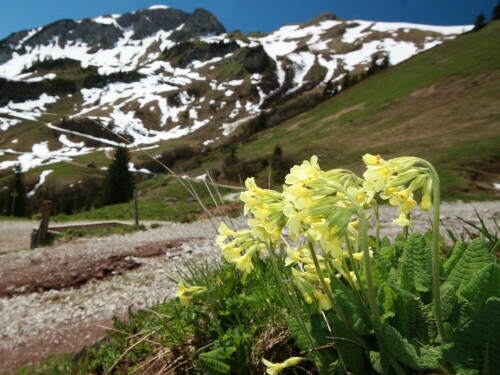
[323,80,334,97]
[341,72,351,91]
[10,164,27,217]
[101,146,134,205]
[493,1,500,20]
[473,12,486,31]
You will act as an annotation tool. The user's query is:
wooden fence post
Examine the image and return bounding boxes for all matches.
[39,200,52,244]
[32,200,52,248]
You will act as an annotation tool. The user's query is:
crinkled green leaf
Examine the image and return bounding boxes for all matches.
[286,316,314,352]
[377,283,396,321]
[377,282,420,340]
[326,313,369,375]
[459,263,500,311]
[378,323,441,370]
[445,238,492,292]
[444,297,500,374]
[398,233,432,294]
[440,283,458,321]
[198,349,232,375]
[329,271,372,335]
[369,351,384,375]
[443,241,467,277]
[372,255,392,287]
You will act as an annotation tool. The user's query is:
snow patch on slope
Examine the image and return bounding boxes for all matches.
[27,170,53,197]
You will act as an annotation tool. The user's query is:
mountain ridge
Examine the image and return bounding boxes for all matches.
[0,7,226,61]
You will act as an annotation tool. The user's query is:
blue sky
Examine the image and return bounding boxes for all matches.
[0,0,498,40]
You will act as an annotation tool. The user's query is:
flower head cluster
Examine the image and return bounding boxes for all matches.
[362,154,434,226]
[216,154,437,310]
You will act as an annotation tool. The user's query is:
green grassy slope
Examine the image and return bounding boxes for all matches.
[223,21,500,199]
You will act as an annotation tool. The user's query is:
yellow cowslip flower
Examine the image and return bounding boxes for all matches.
[217,227,253,262]
[315,289,333,311]
[285,155,321,186]
[283,203,309,236]
[420,193,432,211]
[292,268,318,303]
[363,153,383,166]
[307,220,344,258]
[285,246,313,266]
[262,357,306,375]
[420,178,433,211]
[231,245,258,273]
[392,212,413,227]
[364,164,391,193]
[221,241,243,262]
[176,282,192,306]
[387,156,420,173]
[343,247,372,262]
[283,184,314,203]
[219,222,235,236]
[347,271,361,290]
[176,282,207,307]
[346,186,368,205]
[344,251,363,261]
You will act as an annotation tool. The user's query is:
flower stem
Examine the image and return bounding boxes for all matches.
[374,202,380,252]
[344,234,368,303]
[307,240,348,323]
[267,241,317,350]
[357,211,381,325]
[417,159,447,344]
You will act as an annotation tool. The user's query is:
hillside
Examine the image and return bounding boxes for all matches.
[0,5,494,216]
[203,20,500,199]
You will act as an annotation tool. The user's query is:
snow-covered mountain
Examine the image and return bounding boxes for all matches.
[0,5,471,174]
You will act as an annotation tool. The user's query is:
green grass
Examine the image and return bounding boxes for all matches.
[50,176,237,222]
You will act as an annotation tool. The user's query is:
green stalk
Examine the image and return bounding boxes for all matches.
[357,210,382,325]
[344,233,368,303]
[307,240,348,324]
[267,241,317,350]
[417,159,447,344]
[374,202,381,252]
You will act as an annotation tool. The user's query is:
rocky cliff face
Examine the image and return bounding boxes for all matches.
[0,7,225,63]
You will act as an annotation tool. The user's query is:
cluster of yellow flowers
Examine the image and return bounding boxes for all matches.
[214,154,434,311]
[362,154,433,225]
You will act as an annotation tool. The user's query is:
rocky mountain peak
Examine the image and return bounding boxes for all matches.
[171,8,226,41]
[0,7,225,63]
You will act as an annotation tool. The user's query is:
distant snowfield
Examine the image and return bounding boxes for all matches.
[0,13,472,181]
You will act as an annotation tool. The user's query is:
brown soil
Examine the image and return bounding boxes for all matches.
[0,316,121,373]
[0,240,184,298]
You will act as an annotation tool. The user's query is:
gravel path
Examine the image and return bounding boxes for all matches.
[0,201,499,372]
[0,218,246,372]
